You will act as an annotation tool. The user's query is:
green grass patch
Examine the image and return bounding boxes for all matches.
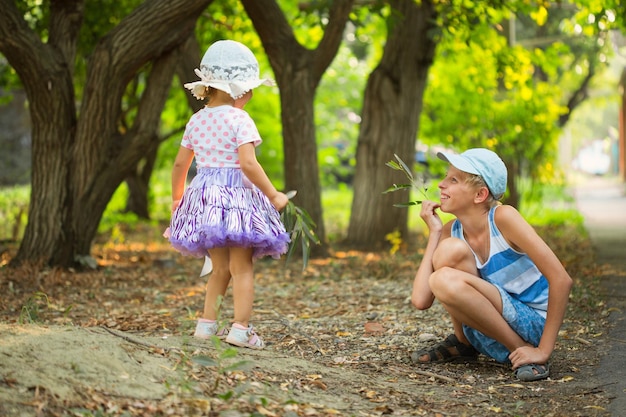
[0,185,29,241]
[0,173,585,247]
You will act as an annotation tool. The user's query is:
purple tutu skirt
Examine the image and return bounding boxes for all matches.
[168,168,290,260]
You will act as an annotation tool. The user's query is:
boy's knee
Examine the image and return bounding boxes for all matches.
[429,267,470,299]
[432,238,474,270]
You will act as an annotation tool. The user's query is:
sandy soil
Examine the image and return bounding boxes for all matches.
[0,225,615,416]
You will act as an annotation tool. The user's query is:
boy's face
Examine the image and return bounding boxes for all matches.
[438,166,482,212]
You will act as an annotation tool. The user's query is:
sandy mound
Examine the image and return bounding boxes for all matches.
[0,324,174,403]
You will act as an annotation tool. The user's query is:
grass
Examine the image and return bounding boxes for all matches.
[0,185,29,242]
[0,171,585,245]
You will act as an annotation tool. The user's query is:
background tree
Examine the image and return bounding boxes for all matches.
[123,0,254,219]
[346,0,437,248]
[420,1,619,208]
[345,0,614,247]
[123,35,204,219]
[0,0,213,267]
[241,0,356,251]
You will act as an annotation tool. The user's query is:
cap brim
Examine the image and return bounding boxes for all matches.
[437,152,480,176]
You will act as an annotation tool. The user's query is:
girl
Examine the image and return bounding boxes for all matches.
[168,40,290,350]
[410,148,573,381]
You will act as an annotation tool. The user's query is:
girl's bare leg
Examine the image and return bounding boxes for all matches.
[228,247,255,327]
[203,247,232,320]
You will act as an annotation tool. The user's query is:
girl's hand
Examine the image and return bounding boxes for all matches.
[420,200,443,233]
[171,199,181,213]
[270,192,289,212]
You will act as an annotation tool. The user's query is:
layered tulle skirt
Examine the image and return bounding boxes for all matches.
[168,168,289,260]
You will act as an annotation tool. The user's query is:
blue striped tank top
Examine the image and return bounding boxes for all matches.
[451,205,549,318]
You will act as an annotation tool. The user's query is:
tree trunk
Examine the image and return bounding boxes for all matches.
[0,0,213,268]
[125,145,158,219]
[347,0,437,248]
[0,0,82,267]
[241,0,355,252]
[124,34,205,219]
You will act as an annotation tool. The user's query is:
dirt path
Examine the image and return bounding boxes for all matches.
[0,223,614,416]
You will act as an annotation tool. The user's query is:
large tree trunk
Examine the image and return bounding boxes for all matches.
[0,0,82,267]
[241,0,355,252]
[347,0,437,248]
[0,0,213,268]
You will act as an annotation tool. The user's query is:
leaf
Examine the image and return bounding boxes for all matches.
[394,154,414,180]
[384,154,430,207]
[218,348,239,360]
[382,184,413,194]
[393,201,421,208]
[191,355,218,367]
[385,160,402,170]
[280,200,321,270]
[222,360,255,373]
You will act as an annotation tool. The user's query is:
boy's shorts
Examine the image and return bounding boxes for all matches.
[463,285,546,363]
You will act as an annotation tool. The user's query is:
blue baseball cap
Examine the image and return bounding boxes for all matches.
[437,148,507,200]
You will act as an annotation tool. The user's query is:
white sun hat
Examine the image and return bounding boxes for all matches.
[184,40,274,100]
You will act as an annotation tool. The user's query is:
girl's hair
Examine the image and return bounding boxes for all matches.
[465,173,500,206]
[196,86,217,100]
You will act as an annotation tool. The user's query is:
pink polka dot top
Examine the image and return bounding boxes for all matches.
[181,105,262,168]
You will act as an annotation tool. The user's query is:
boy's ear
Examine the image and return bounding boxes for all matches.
[474,186,490,203]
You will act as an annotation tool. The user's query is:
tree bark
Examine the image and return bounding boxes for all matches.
[241,0,355,252]
[347,0,438,249]
[0,0,83,267]
[0,0,213,267]
[124,34,205,219]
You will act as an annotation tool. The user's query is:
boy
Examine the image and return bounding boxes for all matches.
[410,148,572,381]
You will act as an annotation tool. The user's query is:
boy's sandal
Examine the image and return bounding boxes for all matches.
[411,334,479,364]
[514,363,550,382]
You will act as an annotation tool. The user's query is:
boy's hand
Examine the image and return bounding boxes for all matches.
[420,200,443,232]
[509,346,550,370]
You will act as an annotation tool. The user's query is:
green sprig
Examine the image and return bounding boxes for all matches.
[280,200,320,270]
[383,153,431,207]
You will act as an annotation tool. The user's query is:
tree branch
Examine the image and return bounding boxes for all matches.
[49,0,84,75]
[241,0,355,83]
[0,0,57,96]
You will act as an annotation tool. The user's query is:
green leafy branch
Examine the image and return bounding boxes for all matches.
[281,200,320,269]
[383,153,431,207]
[192,338,254,397]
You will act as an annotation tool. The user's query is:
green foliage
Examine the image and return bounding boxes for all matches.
[315,42,371,188]
[0,185,29,241]
[191,336,254,398]
[521,181,585,227]
[281,199,321,269]
[571,0,624,33]
[420,20,567,201]
[157,0,285,186]
[383,154,434,207]
[321,187,352,241]
[19,291,49,324]
[98,183,141,234]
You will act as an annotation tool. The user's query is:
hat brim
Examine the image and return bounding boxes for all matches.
[184,78,275,100]
[437,152,480,176]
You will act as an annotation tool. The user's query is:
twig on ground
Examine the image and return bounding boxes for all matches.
[411,370,456,384]
[270,310,326,355]
[97,326,181,354]
[386,364,456,384]
[574,337,592,345]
